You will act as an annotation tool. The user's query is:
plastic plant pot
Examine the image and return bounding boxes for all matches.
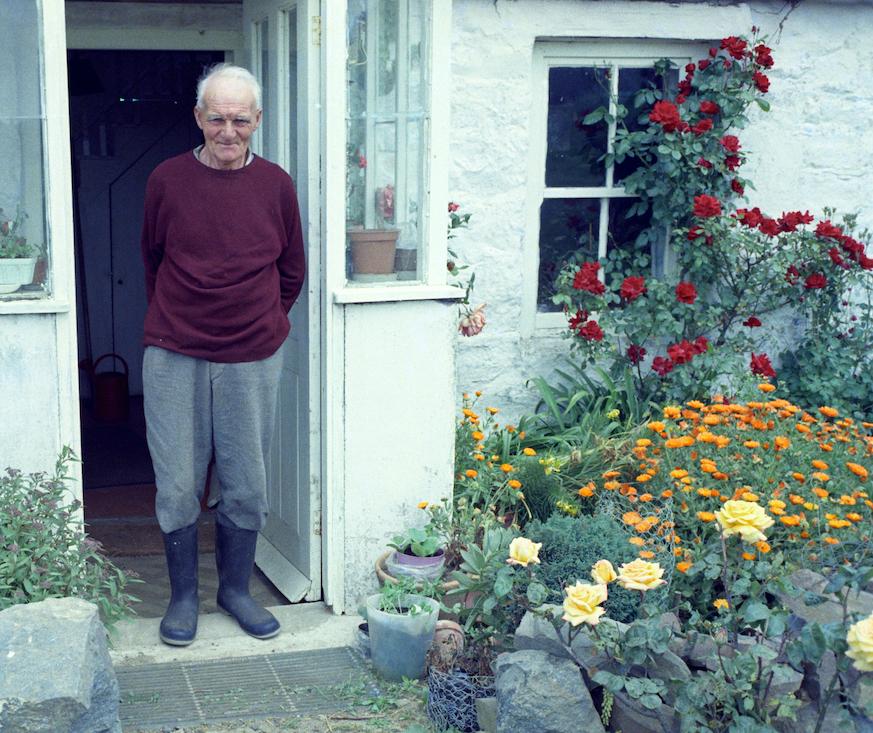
[365,593,439,681]
[385,547,446,582]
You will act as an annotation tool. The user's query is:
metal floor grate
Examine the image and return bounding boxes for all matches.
[116,647,373,730]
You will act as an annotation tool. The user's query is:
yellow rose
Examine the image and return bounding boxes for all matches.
[715,500,775,543]
[562,581,608,626]
[590,559,617,585]
[617,558,666,592]
[506,537,541,567]
[847,614,873,672]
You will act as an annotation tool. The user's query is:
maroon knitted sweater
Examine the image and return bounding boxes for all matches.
[141,152,305,363]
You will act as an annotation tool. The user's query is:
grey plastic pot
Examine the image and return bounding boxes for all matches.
[365,593,440,681]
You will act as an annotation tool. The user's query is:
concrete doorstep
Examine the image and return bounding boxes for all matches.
[109,602,362,667]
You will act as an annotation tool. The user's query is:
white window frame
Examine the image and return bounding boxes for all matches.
[522,39,706,335]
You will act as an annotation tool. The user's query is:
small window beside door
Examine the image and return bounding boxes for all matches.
[345,0,429,284]
[0,1,50,300]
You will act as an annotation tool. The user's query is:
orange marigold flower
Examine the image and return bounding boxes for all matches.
[639,550,656,559]
[712,472,730,481]
[688,400,705,409]
[819,406,839,418]
[417,500,429,509]
[629,537,645,546]
[473,453,485,461]
[713,598,729,610]
[676,561,692,573]
[780,515,801,526]
[812,487,829,499]
[640,493,654,503]
[663,406,682,419]
[823,536,840,545]
[742,552,757,561]
[847,462,869,481]
[636,474,652,483]
[796,424,811,434]
[471,431,485,441]
[462,408,476,418]
[604,480,621,490]
[703,415,721,426]
[847,513,863,522]
[756,540,771,554]
[820,443,833,452]
[622,511,643,526]
[744,440,761,449]
[758,383,776,393]
[812,459,829,470]
[578,484,595,498]
[648,421,666,433]
[697,511,716,522]
[635,439,652,448]
[508,479,522,489]
[670,468,689,479]
[603,470,621,479]
[661,490,674,499]
[464,469,478,478]
[792,472,806,482]
[812,472,830,482]
[828,518,851,529]
[665,436,695,448]
[522,447,537,456]
[774,436,791,450]
[741,492,759,502]
[839,495,856,506]
[500,463,514,473]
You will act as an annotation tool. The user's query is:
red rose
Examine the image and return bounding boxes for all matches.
[731,179,745,195]
[725,155,742,171]
[676,94,688,105]
[840,236,864,261]
[860,255,873,270]
[720,135,741,153]
[578,319,604,341]
[699,100,719,115]
[678,79,693,97]
[758,218,780,237]
[693,194,721,218]
[693,336,709,354]
[816,220,844,240]
[778,210,813,232]
[668,340,696,365]
[649,100,683,133]
[448,202,460,213]
[754,44,774,68]
[736,207,763,228]
[720,36,748,60]
[750,352,776,378]
[652,356,674,377]
[743,316,762,328]
[828,248,845,267]
[785,265,800,285]
[691,118,713,136]
[620,275,647,302]
[753,71,770,93]
[572,261,605,294]
[675,281,698,304]
[627,344,647,365]
[687,226,704,241]
[698,59,711,71]
[568,309,589,331]
[697,157,713,169]
[685,63,696,74]
[804,272,828,290]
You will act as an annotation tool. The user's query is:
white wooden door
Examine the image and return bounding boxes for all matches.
[244,0,321,602]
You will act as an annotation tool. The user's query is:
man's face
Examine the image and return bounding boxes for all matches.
[194,77,262,170]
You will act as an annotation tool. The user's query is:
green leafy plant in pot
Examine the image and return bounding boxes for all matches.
[365,577,440,681]
[386,522,446,582]
[0,207,39,294]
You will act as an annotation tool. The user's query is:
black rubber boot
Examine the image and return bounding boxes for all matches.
[215,521,280,639]
[159,523,199,646]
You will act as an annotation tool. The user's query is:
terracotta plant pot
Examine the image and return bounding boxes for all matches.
[348,228,399,280]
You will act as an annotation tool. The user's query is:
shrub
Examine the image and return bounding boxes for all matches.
[525,512,642,623]
[0,448,139,630]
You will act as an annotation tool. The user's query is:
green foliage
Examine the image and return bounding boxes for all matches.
[377,575,440,616]
[0,207,36,259]
[388,525,443,558]
[510,457,565,523]
[525,512,641,623]
[0,447,139,630]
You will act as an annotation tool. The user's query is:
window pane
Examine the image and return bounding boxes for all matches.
[545,67,609,188]
[346,0,429,283]
[606,197,655,274]
[285,8,298,182]
[0,2,48,299]
[614,66,678,183]
[538,198,600,311]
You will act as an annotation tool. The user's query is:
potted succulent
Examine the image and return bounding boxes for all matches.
[365,577,440,681]
[0,207,38,294]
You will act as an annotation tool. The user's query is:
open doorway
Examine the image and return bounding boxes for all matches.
[69,48,287,617]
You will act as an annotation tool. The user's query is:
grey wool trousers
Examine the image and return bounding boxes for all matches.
[143,344,284,534]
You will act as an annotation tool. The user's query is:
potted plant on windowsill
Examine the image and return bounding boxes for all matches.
[0,207,38,294]
[346,144,399,281]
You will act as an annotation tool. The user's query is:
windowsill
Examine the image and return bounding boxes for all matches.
[333,282,465,305]
[0,296,69,315]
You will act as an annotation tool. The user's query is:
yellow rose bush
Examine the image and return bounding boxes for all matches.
[847,613,873,672]
[591,558,617,585]
[562,581,608,626]
[715,500,775,543]
[506,536,541,567]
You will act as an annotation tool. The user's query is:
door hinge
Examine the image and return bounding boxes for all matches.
[312,16,322,47]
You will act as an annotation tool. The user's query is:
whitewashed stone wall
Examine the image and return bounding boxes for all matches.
[450,0,873,421]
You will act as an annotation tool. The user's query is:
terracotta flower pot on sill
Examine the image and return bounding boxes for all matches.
[348,227,399,282]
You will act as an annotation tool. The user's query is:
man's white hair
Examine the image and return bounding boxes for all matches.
[196,63,262,110]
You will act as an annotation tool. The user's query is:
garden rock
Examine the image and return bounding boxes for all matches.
[610,690,679,733]
[669,631,719,671]
[475,696,497,733]
[778,569,873,627]
[494,649,604,733]
[0,597,121,733]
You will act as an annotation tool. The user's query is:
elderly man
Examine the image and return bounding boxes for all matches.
[141,64,305,646]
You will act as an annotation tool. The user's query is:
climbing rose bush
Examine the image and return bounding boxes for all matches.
[552,30,873,412]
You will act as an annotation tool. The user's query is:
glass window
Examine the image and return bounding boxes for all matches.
[0,2,49,299]
[346,0,429,283]
[535,56,680,314]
